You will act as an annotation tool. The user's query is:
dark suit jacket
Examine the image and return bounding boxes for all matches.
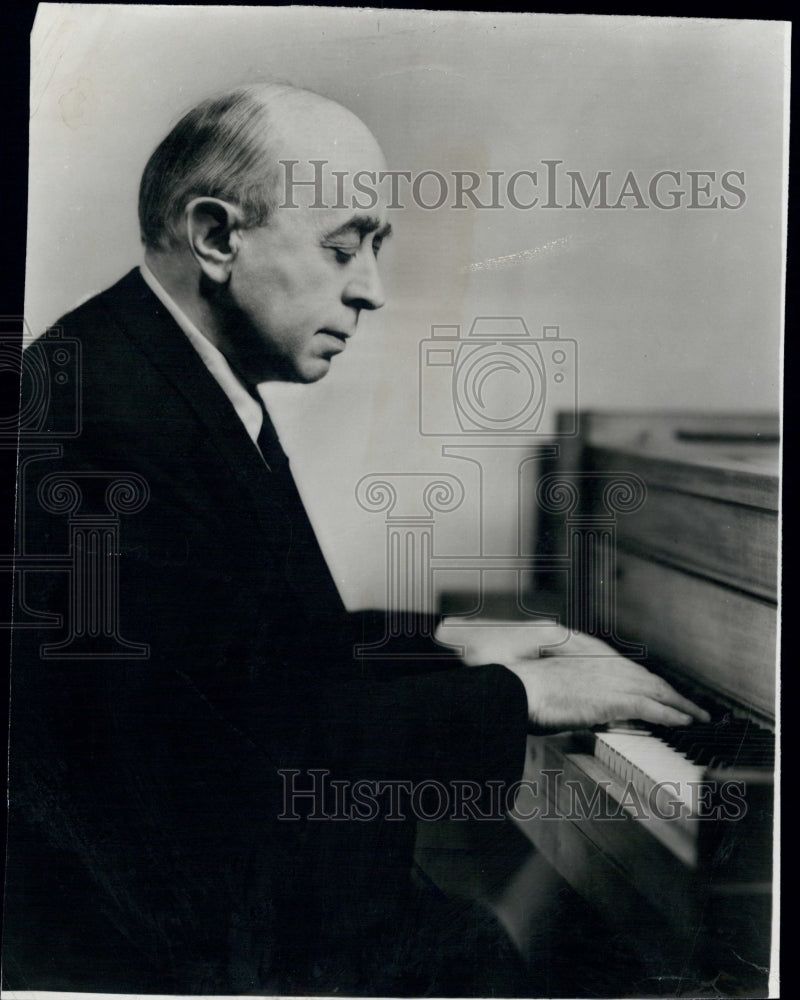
[5,269,528,993]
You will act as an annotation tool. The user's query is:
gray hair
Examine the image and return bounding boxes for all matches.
[138,85,295,250]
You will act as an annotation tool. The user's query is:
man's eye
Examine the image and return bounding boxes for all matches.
[328,246,358,263]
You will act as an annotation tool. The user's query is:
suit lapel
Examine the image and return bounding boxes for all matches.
[97,270,291,534]
[97,269,344,617]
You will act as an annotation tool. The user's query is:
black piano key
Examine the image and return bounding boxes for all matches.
[647,716,774,771]
[710,750,775,768]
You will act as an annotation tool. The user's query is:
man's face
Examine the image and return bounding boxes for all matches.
[222,121,391,384]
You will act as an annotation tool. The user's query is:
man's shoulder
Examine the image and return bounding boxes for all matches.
[25,269,155,378]
[46,268,153,343]
[23,268,185,437]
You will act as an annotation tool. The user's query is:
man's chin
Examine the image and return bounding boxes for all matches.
[250,355,332,386]
[280,361,333,385]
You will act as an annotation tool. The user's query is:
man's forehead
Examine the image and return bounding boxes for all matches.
[267,105,390,228]
[277,154,388,208]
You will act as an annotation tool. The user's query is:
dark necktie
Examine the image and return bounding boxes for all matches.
[251,395,348,631]
[254,400,289,473]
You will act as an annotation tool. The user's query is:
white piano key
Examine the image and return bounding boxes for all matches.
[595,732,706,814]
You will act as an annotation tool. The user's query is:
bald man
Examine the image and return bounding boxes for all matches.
[6,85,706,995]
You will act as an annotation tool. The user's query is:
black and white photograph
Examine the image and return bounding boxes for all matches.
[4,6,784,998]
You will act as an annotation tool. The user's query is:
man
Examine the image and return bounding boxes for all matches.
[5,84,707,994]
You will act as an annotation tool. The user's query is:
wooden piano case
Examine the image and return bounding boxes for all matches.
[513,412,778,995]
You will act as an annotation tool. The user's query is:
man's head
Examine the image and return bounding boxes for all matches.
[140,85,390,384]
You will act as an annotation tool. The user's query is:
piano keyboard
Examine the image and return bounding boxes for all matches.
[595,716,775,826]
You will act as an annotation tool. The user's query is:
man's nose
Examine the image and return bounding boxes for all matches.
[343,254,386,311]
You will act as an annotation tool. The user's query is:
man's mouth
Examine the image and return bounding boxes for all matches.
[318,329,349,347]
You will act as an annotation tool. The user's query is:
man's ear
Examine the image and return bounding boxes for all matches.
[185,198,244,284]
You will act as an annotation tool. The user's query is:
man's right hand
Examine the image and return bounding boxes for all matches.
[503,654,710,732]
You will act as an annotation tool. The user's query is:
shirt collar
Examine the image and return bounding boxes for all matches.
[139,262,263,447]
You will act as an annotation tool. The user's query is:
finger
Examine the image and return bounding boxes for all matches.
[650,685,710,722]
[627,696,696,728]
[626,675,710,722]
[540,634,613,657]
[597,662,710,723]
[563,633,619,656]
[529,627,575,657]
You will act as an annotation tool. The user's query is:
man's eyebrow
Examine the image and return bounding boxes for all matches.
[323,217,393,241]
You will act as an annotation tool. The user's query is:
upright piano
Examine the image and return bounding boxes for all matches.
[416,411,778,996]
[513,411,778,995]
